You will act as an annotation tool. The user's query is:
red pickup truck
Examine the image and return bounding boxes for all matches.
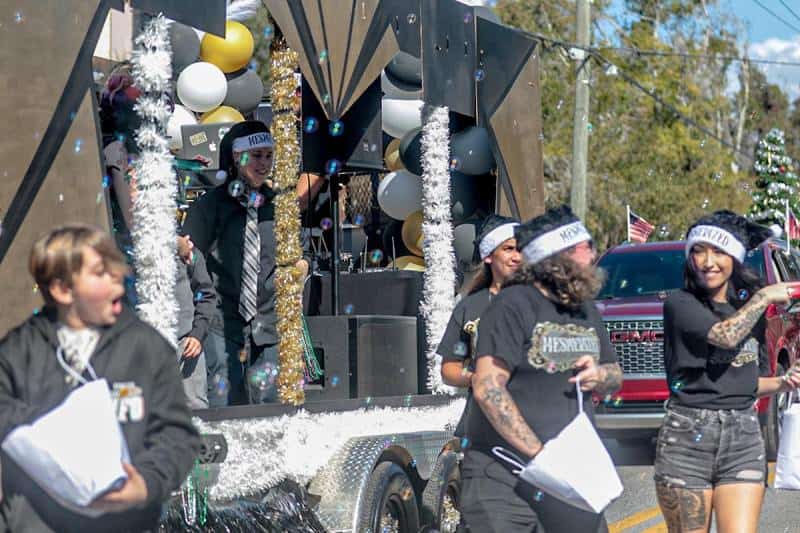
[593,240,800,459]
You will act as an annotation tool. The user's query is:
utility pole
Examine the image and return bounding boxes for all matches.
[570,0,591,220]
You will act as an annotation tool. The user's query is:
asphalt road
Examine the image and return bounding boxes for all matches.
[603,440,800,533]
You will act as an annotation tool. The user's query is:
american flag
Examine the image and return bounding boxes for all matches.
[628,209,655,243]
[786,205,800,241]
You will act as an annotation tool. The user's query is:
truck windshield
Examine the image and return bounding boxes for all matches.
[597,250,686,299]
[597,248,765,299]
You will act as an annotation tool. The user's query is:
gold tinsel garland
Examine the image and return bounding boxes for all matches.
[270,40,305,405]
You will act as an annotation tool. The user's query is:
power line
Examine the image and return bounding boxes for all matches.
[752,0,800,34]
[588,49,754,162]
[596,46,800,68]
[527,30,800,164]
[778,0,800,26]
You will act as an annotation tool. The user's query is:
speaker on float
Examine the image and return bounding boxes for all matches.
[303,315,419,401]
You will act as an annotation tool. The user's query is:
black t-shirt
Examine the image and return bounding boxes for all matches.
[663,289,770,410]
[437,288,492,364]
[465,284,617,457]
[436,288,492,437]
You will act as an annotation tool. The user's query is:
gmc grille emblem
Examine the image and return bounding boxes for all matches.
[610,330,663,343]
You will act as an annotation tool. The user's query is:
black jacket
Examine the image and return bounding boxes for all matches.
[176,250,217,342]
[182,185,310,346]
[0,307,201,532]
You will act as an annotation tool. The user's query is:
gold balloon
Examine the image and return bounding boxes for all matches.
[200,105,245,124]
[384,138,404,172]
[200,20,255,73]
[391,255,425,271]
[402,210,424,256]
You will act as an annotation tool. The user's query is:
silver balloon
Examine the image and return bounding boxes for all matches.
[224,69,264,114]
[453,221,479,265]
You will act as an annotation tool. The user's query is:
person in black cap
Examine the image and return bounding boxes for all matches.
[654,210,800,533]
[181,120,310,406]
[459,205,622,532]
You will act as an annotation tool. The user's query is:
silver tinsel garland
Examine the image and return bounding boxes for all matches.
[130,16,178,345]
[419,106,457,394]
[193,400,464,501]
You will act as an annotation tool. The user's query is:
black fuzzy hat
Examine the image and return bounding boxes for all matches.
[216,120,272,182]
[473,214,520,261]
[686,210,780,263]
[514,205,592,263]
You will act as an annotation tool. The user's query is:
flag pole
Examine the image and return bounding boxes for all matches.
[626,204,631,243]
[787,200,791,254]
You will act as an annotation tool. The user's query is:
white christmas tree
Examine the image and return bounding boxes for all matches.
[749,129,800,226]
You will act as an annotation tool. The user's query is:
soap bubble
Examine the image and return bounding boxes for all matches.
[369,249,384,264]
[738,289,749,300]
[328,120,344,137]
[303,117,319,134]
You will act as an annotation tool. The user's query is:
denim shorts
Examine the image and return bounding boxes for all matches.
[654,403,766,489]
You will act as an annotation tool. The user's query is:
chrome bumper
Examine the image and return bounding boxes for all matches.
[595,412,665,431]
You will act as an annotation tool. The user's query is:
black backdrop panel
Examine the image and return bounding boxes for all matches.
[304,315,419,400]
[304,271,424,316]
[131,0,226,36]
[421,0,476,117]
[301,78,384,174]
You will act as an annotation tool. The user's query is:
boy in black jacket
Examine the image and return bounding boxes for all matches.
[0,224,200,532]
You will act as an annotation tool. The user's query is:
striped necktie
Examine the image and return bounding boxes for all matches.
[239,206,260,322]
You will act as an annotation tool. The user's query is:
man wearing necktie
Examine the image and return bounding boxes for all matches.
[182,121,310,406]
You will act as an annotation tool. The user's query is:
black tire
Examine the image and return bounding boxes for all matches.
[355,461,420,533]
[421,451,461,533]
[765,364,790,461]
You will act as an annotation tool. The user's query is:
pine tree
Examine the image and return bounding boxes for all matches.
[748,129,800,226]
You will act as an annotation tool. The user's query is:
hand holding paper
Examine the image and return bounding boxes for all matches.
[90,463,148,513]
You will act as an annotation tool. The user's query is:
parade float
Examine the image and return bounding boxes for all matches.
[0,1,545,530]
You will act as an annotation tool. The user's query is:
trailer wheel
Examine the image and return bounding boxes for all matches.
[765,364,790,461]
[421,451,461,533]
[356,461,420,533]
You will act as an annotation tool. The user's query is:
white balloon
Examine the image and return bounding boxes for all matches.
[381,71,422,100]
[382,98,424,139]
[166,104,198,150]
[377,170,423,220]
[177,62,227,112]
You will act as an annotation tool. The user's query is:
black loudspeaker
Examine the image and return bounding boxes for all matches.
[304,315,419,400]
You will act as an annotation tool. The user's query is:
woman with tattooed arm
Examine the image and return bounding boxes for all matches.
[655,210,800,533]
[459,206,623,532]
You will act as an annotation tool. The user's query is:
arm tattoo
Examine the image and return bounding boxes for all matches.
[656,482,708,532]
[475,373,543,457]
[707,292,768,349]
[594,363,623,396]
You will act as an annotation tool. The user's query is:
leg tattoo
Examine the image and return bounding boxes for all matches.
[656,482,708,532]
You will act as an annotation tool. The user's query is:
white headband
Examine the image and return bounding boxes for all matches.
[232,132,274,153]
[479,222,519,260]
[685,225,746,262]
[521,221,592,263]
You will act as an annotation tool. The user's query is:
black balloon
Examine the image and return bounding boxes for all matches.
[450,126,496,176]
[386,51,422,86]
[399,127,423,176]
[224,69,264,114]
[451,171,479,225]
[169,22,200,76]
